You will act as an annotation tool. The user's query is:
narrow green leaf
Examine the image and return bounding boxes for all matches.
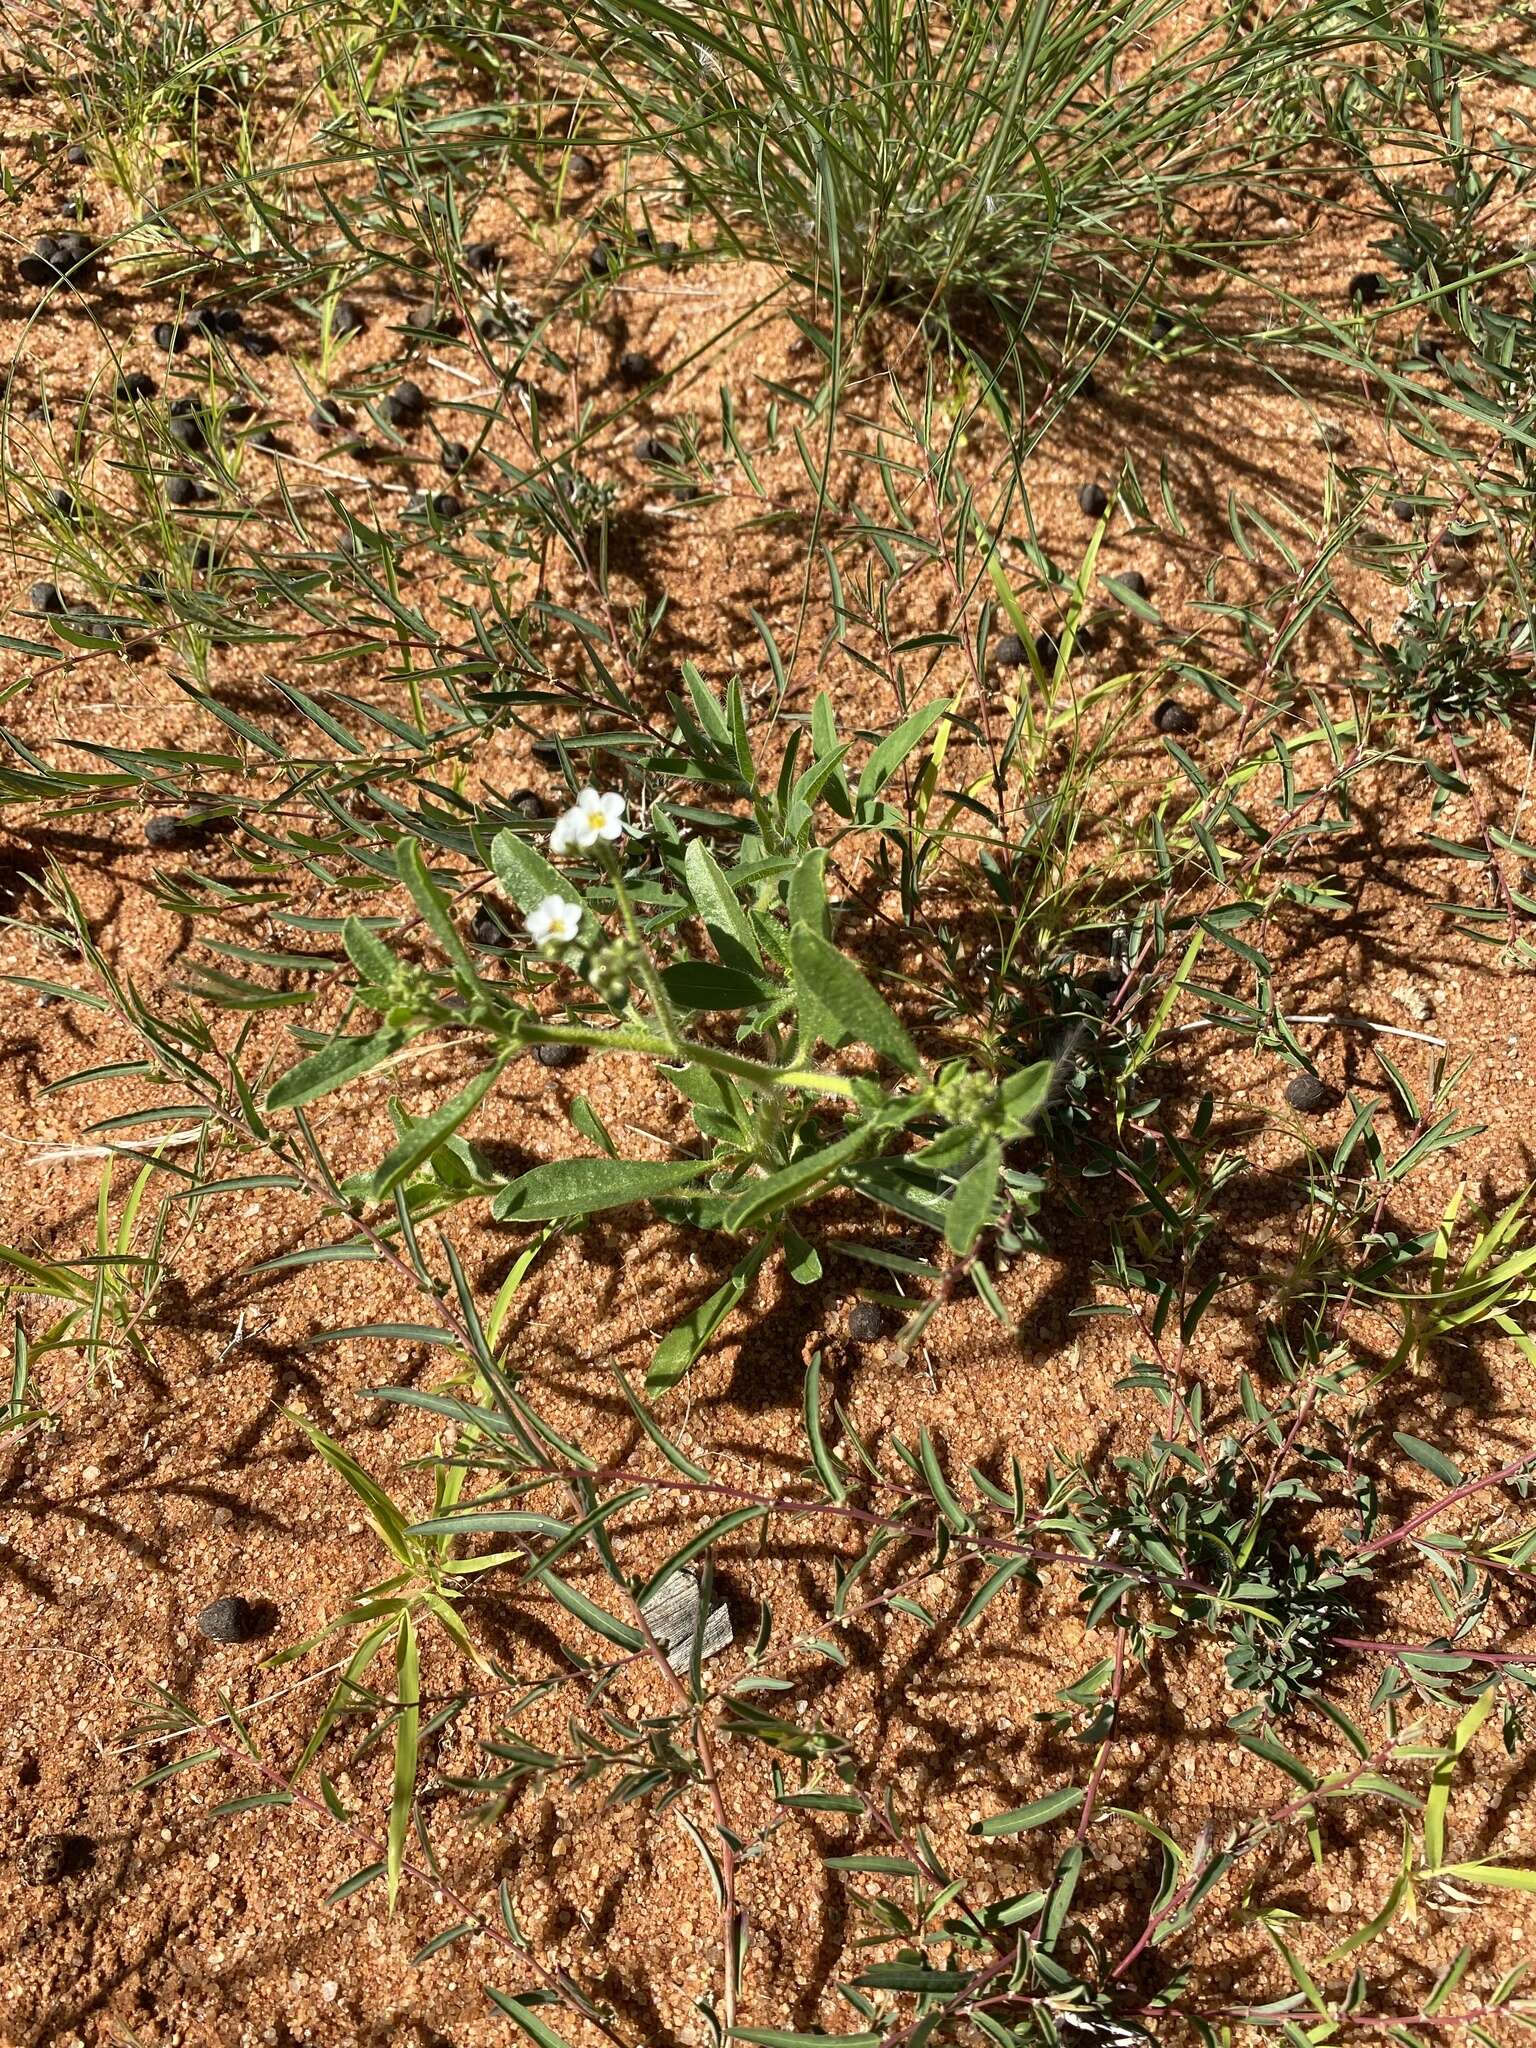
[484,1991,580,2048]
[1439,1860,1536,1892]
[685,837,762,969]
[945,1141,1002,1254]
[386,1611,420,1911]
[958,1555,1034,1630]
[1394,1432,1463,1488]
[268,1027,405,1112]
[659,961,773,1011]
[919,1428,973,1533]
[327,1860,386,1903]
[540,1571,645,1652]
[648,1239,771,1394]
[721,1126,871,1234]
[1426,1689,1495,1870]
[855,699,949,809]
[803,1351,848,1504]
[789,927,921,1074]
[397,838,483,988]
[787,847,830,936]
[366,1061,505,1201]
[491,1155,711,1223]
[973,1786,1083,1836]
[615,1368,712,1481]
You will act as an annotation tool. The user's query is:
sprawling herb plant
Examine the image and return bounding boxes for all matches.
[266,672,1055,1392]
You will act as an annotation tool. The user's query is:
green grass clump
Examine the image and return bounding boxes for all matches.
[572,0,1395,315]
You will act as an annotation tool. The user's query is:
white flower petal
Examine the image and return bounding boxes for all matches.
[551,790,627,855]
[525,892,582,944]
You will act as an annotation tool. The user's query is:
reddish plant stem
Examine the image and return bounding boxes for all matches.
[1109,1738,1403,1984]
[1188,1999,1534,2033]
[1335,1637,1534,1668]
[1352,1447,1536,1559]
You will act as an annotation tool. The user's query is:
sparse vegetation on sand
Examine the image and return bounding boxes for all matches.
[7,1,1536,2041]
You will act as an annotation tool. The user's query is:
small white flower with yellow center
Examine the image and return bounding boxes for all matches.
[549,787,626,856]
[524,893,583,945]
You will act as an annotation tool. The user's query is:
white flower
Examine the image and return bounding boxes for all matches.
[549,787,627,855]
[524,893,583,945]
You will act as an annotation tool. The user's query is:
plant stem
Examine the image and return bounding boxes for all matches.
[515,1015,861,1099]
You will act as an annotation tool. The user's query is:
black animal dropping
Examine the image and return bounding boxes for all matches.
[29,582,65,614]
[1152,698,1195,735]
[196,1594,263,1643]
[405,305,462,340]
[533,1040,583,1069]
[848,1300,887,1343]
[331,299,366,339]
[151,320,189,353]
[619,350,653,385]
[1115,569,1149,601]
[145,812,201,848]
[1284,1073,1333,1114]
[115,371,157,402]
[191,305,243,338]
[165,475,211,507]
[587,243,616,279]
[439,440,470,476]
[48,487,79,522]
[309,399,348,433]
[1078,481,1109,518]
[510,787,546,822]
[53,231,95,274]
[993,632,1026,671]
[21,233,95,285]
[1349,269,1384,305]
[381,379,426,428]
[463,240,499,272]
[1390,496,1417,524]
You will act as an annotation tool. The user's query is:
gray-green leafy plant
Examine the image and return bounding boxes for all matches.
[265,671,1055,1392]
